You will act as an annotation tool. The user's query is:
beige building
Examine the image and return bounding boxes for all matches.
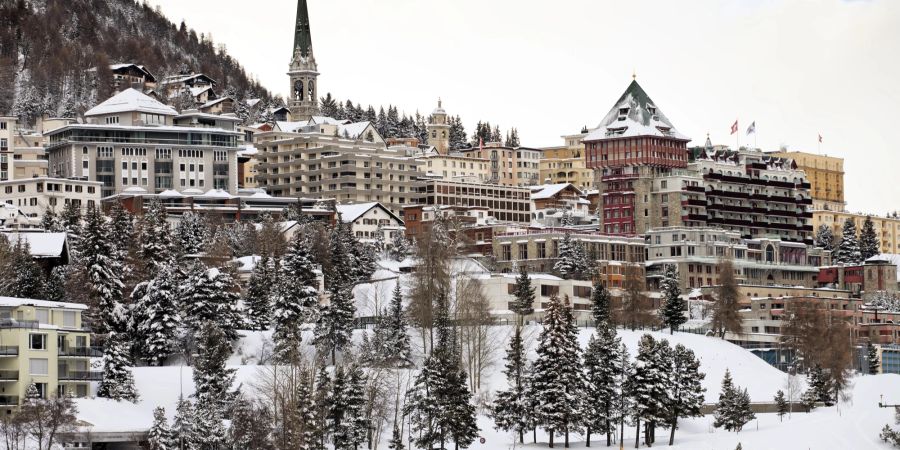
[0,117,53,182]
[461,144,541,187]
[479,273,597,320]
[538,132,593,190]
[416,151,491,183]
[0,178,102,222]
[813,211,900,254]
[336,202,404,245]
[770,150,844,211]
[0,297,96,409]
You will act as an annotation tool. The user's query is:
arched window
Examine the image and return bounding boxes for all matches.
[294,80,304,101]
[308,80,314,102]
[765,245,775,263]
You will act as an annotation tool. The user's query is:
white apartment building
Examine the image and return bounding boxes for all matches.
[0,178,102,221]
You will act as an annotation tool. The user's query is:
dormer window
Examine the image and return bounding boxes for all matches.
[617,107,629,121]
[648,106,656,115]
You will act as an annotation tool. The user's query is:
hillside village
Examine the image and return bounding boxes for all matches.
[0,0,899,449]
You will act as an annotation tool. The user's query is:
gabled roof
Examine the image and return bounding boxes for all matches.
[199,97,232,109]
[85,88,178,117]
[529,183,583,200]
[336,202,404,225]
[338,121,377,140]
[161,73,217,86]
[109,63,156,82]
[308,116,350,126]
[189,86,214,98]
[584,80,689,142]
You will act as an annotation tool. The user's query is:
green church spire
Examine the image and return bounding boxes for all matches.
[293,0,313,58]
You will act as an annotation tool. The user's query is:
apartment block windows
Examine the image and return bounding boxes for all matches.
[29,358,48,376]
[29,333,47,350]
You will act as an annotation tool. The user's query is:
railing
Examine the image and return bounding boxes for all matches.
[59,347,102,358]
[58,371,103,381]
[0,396,18,405]
[0,319,38,329]
[0,371,18,381]
[0,346,17,356]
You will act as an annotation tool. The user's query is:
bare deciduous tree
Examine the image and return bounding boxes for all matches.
[455,276,499,393]
[619,264,655,330]
[711,258,742,339]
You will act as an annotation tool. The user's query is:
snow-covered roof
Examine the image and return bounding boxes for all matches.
[338,121,374,139]
[189,86,212,98]
[237,145,259,157]
[867,253,900,280]
[584,80,689,142]
[0,296,86,310]
[274,121,305,132]
[308,116,350,126]
[175,110,241,122]
[246,99,262,108]
[232,255,261,273]
[3,232,67,258]
[529,183,582,200]
[157,189,183,198]
[336,202,403,225]
[84,88,178,117]
[199,97,232,109]
[199,189,233,199]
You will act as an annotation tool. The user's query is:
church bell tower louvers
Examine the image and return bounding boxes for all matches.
[288,0,319,121]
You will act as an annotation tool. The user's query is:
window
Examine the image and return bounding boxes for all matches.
[29,359,48,376]
[63,311,76,328]
[35,309,49,324]
[29,334,47,350]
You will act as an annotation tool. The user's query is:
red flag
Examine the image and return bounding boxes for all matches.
[730,120,738,135]
[818,134,823,143]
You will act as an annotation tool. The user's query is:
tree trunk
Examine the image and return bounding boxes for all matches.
[606,416,612,447]
[634,418,640,449]
[519,429,524,444]
[586,426,591,447]
[668,418,677,446]
[534,426,537,444]
[549,428,554,448]
[565,427,570,448]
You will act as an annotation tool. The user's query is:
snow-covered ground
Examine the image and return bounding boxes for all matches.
[73,326,898,449]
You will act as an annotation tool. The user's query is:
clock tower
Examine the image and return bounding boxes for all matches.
[288,0,318,121]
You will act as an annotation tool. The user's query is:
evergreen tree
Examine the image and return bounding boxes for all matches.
[666,344,705,445]
[45,265,68,302]
[389,232,410,261]
[177,211,209,255]
[329,364,368,450]
[319,93,339,118]
[387,424,404,450]
[581,326,626,447]
[315,285,355,365]
[137,198,174,278]
[60,201,83,254]
[511,266,535,323]
[774,390,788,422]
[244,256,276,330]
[625,335,671,446]
[835,218,862,265]
[815,223,835,250]
[369,284,412,367]
[181,264,243,340]
[108,202,134,264]
[193,322,237,412]
[590,279,612,328]
[449,115,468,150]
[148,406,175,450]
[659,264,687,334]
[491,326,529,444]
[97,332,139,402]
[133,264,181,366]
[713,369,754,432]
[806,364,833,405]
[861,216,881,260]
[80,206,126,335]
[309,365,331,450]
[552,233,580,280]
[531,295,583,448]
[868,342,881,375]
[273,234,319,363]
[0,239,47,299]
[40,209,62,232]
[505,128,520,147]
[172,396,197,450]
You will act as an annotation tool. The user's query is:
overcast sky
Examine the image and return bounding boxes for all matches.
[146,0,899,214]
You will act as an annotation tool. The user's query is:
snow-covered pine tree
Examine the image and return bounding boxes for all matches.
[60,201,83,254]
[552,233,579,280]
[315,285,356,365]
[868,342,881,375]
[309,365,330,450]
[193,394,227,448]
[327,365,350,448]
[666,344,705,445]
[228,393,274,449]
[134,264,181,366]
[572,239,594,279]
[0,239,47,299]
[97,332,139,402]
[491,326,529,443]
[193,322,237,412]
[369,283,412,367]
[713,369,753,431]
[172,396,197,450]
[590,279,612,328]
[345,364,370,450]
[806,364,833,405]
[137,198,174,278]
[774,390,788,422]
[800,387,818,412]
[389,231,410,262]
[449,365,480,450]
[531,295,584,447]
[734,388,755,431]
[39,208,62,232]
[511,266,535,323]
[80,206,127,335]
[861,215,881,261]
[582,326,627,447]
[659,264,687,334]
[180,263,243,340]
[148,406,175,450]
[326,216,354,292]
[244,256,276,331]
[107,202,134,263]
[815,223,835,250]
[835,218,862,265]
[273,234,319,363]
[387,424,404,450]
[626,335,671,446]
[177,211,209,256]
[45,265,68,302]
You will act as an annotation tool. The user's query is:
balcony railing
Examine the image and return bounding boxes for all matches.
[0,319,38,329]
[59,347,102,358]
[0,371,18,381]
[0,346,17,356]
[0,396,18,405]
[58,371,103,381]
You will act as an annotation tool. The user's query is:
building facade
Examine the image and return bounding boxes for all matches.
[0,178,102,221]
[427,100,451,154]
[0,297,96,410]
[538,132,593,189]
[287,0,319,122]
[416,179,532,224]
[813,210,900,255]
[461,144,541,187]
[770,150,844,211]
[46,89,240,197]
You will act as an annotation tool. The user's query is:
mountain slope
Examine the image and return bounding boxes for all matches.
[0,0,273,123]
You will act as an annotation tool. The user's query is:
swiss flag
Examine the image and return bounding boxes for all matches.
[730,120,738,135]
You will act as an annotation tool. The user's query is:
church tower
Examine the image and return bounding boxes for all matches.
[288,0,319,121]
[427,99,451,154]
